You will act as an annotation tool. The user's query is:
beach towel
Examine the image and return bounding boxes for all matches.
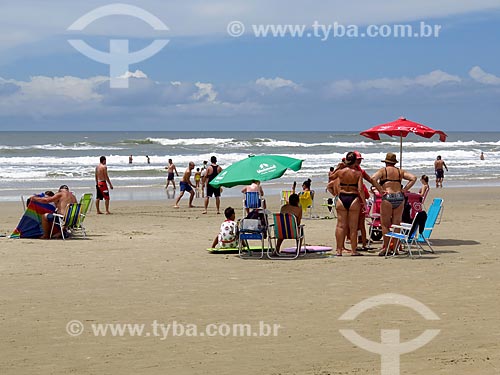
[299,191,313,213]
[10,195,55,238]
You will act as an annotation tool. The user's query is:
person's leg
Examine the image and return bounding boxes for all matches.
[358,209,367,248]
[105,199,111,214]
[96,199,103,214]
[174,191,184,207]
[380,200,393,251]
[172,179,176,190]
[188,190,195,208]
[203,196,209,213]
[348,199,361,255]
[335,200,347,255]
[40,214,52,239]
[276,238,284,252]
[215,196,220,214]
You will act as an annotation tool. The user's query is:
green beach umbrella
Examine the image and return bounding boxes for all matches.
[209,154,303,188]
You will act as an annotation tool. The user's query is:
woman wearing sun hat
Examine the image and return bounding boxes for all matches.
[371,152,417,255]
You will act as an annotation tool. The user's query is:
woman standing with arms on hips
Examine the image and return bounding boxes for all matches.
[327,152,373,256]
[371,153,417,255]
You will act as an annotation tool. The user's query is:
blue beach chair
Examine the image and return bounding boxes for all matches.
[417,198,443,248]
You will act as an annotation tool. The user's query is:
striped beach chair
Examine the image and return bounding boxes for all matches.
[268,213,304,260]
[50,203,82,240]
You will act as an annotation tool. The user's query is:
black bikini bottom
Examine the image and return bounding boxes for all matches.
[338,193,358,210]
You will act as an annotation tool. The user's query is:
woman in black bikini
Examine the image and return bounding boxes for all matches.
[327,152,365,256]
[371,153,417,255]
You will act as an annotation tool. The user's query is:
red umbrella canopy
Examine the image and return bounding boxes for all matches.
[360,117,447,142]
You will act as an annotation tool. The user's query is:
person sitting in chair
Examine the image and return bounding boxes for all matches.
[29,185,77,239]
[274,193,303,254]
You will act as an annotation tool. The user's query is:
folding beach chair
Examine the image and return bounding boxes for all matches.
[238,214,269,259]
[417,198,443,246]
[50,203,82,240]
[321,197,337,219]
[72,193,93,238]
[242,191,265,216]
[280,190,294,207]
[383,211,428,258]
[267,213,305,260]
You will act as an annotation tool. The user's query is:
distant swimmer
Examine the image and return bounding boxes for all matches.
[129,155,133,164]
[146,155,150,164]
[434,155,448,188]
[480,152,485,160]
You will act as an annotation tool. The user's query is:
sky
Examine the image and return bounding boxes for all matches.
[0,0,500,131]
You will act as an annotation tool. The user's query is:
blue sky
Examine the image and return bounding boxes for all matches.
[1,0,500,131]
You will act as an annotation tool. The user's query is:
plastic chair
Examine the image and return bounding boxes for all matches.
[73,193,93,238]
[267,213,305,260]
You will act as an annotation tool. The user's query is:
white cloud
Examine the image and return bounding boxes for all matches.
[119,70,148,79]
[469,66,500,85]
[256,77,299,90]
[329,70,461,96]
[192,82,218,102]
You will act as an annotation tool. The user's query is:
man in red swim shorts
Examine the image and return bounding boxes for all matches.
[95,156,114,214]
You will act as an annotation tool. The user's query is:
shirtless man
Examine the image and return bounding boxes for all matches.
[95,156,114,214]
[165,158,179,190]
[203,156,222,214]
[434,155,448,188]
[174,162,196,208]
[30,185,77,239]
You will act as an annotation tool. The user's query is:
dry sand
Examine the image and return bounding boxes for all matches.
[1,187,499,374]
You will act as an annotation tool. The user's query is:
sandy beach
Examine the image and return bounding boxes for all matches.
[1,186,499,374]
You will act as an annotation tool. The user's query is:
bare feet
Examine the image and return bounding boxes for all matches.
[188,205,195,208]
[202,211,207,214]
[96,211,103,215]
[173,205,180,208]
[105,212,112,215]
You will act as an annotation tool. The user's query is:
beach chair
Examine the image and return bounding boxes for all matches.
[383,211,429,258]
[321,197,337,219]
[238,214,269,259]
[366,192,382,246]
[280,190,294,207]
[50,203,82,240]
[417,198,443,246]
[267,213,305,259]
[242,191,265,216]
[72,193,93,238]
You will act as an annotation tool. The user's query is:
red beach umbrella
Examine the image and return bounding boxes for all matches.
[360,117,447,167]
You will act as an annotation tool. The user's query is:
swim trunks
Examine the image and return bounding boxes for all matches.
[167,172,175,181]
[435,169,444,179]
[382,192,404,208]
[206,185,221,197]
[180,181,193,192]
[96,181,110,201]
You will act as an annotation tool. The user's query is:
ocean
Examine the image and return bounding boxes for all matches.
[0,131,499,202]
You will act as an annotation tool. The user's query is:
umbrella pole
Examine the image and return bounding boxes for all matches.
[399,134,403,168]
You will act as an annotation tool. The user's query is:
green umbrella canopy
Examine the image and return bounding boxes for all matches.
[209,154,303,188]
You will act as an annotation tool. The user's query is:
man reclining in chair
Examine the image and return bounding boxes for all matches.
[30,185,77,239]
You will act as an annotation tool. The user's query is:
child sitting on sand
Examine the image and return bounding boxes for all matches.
[212,207,239,249]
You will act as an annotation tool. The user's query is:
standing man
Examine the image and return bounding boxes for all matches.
[146,155,150,164]
[129,155,133,164]
[165,158,179,190]
[200,160,208,198]
[95,156,114,214]
[174,162,196,208]
[434,155,448,188]
[203,156,222,214]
